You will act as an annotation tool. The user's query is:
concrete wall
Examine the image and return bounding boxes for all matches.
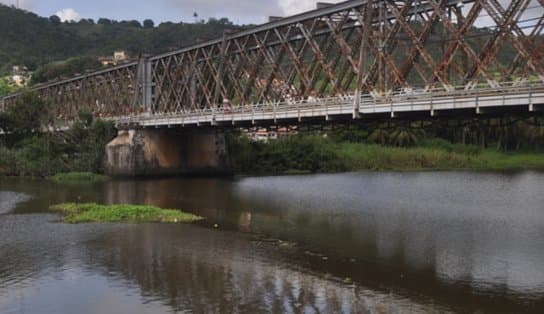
[105,128,231,177]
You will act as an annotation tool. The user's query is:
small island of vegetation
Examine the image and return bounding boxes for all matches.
[50,203,203,224]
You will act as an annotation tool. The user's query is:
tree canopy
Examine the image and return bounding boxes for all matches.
[0,91,50,139]
[31,56,102,85]
[0,77,16,96]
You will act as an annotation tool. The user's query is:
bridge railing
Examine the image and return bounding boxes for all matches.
[45,80,544,129]
[114,81,544,126]
[360,81,544,104]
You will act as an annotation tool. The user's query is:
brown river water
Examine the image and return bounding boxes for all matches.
[1,171,544,313]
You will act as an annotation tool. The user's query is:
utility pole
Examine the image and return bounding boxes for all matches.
[16,0,20,9]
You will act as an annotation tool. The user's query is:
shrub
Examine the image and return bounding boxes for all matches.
[228,134,346,174]
[50,203,203,224]
[0,147,19,175]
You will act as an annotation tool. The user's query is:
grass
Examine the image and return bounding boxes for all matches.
[229,135,544,175]
[51,172,109,183]
[50,203,203,224]
[336,143,544,172]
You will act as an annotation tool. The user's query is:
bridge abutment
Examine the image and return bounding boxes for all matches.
[104,128,231,177]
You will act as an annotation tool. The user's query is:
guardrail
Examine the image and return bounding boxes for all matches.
[114,81,544,127]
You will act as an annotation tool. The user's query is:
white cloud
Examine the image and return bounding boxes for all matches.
[55,8,81,22]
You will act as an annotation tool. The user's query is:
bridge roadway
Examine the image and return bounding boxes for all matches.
[113,82,544,128]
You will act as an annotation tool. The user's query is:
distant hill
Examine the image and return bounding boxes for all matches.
[0,4,247,76]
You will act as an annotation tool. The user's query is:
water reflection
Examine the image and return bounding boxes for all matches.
[233,172,544,299]
[84,224,442,313]
[0,214,444,313]
[1,171,544,312]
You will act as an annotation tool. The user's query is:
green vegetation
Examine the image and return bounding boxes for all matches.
[0,91,50,139]
[229,136,544,175]
[0,4,245,75]
[228,135,346,174]
[0,92,117,177]
[31,56,102,84]
[337,143,544,172]
[50,203,203,224]
[228,118,544,175]
[0,77,17,96]
[51,172,109,183]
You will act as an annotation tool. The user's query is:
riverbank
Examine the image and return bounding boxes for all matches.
[337,143,544,172]
[228,135,544,175]
[2,138,544,178]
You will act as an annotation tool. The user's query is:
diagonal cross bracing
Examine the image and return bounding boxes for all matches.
[1,0,543,125]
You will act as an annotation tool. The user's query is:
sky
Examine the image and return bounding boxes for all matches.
[1,0,541,30]
[0,0,344,24]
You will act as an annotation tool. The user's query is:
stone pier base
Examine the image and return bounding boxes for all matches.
[105,128,231,177]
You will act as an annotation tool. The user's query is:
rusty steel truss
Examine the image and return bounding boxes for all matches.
[1,0,543,123]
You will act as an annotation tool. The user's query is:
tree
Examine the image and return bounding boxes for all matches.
[0,4,248,76]
[208,17,233,26]
[97,18,112,25]
[121,20,141,28]
[0,91,51,140]
[49,15,61,25]
[31,56,102,84]
[0,77,15,97]
[78,18,95,25]
[143,19,154,29]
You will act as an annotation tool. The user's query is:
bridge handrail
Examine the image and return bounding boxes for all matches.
[120,81,544,119]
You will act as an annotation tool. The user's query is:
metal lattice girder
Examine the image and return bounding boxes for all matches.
[148,0,544,113]
[1,0,543,121]
[1,62,142,123]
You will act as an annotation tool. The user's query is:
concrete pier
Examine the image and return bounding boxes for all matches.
[105,128,231,177]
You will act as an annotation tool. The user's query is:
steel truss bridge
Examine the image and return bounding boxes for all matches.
[1,0,544,128]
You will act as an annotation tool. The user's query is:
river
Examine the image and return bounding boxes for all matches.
[1,171,543,313]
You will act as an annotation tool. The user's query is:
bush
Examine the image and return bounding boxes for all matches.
[228,134,347,174]
[15,136,66,176]
[1,91,51,142]
[0,146,19,175]
[0,92,117,177]
[50,203,203,224]
[63,119,117,173]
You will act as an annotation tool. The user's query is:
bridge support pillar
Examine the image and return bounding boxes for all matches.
[104,128,231,177]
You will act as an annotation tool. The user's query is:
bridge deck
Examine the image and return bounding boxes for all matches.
[112,83,544,128]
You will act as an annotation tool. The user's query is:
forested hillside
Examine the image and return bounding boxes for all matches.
[0,4,245,75]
